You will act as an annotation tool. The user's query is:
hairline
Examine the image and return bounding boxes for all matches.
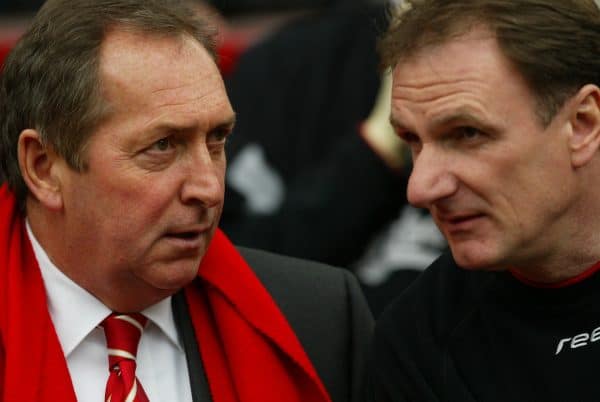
[386,20,571,128]
[76,25,217,171]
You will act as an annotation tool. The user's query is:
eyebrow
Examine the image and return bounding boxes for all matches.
[390,108,497,135]
[430,110,483,129]
[148,113,237,136]
[389,115,412,133]
[429,109,498,135]
[214,114,237,130]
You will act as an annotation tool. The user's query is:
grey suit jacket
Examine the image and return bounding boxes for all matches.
[173,247,374,402]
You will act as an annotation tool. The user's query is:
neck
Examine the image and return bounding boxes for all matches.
[26,198,69,270]
[510,167,600,284]
[509,225,600,284]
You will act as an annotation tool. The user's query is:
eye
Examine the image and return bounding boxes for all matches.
[208,127,231,145]
[151,137,173,151]
[401,131,420,144]
[397,131,422,155]
[456,126,481,140]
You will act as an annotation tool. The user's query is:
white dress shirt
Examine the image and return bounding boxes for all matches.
[26,221,194,402]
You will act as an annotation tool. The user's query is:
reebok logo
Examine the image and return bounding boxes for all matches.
[555,326,600,355]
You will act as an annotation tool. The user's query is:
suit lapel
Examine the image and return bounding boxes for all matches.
[172,291,213,402]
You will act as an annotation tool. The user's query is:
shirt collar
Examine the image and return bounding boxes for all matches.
[143,294,182,351]
[26,220,183,355]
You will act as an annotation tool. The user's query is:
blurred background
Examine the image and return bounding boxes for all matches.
[0,0,445,316]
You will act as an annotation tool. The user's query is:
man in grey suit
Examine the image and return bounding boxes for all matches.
[0,1,372,401]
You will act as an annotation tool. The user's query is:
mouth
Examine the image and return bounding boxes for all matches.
[448,214,482,224]
[162,225,211,250]
[438,213,486,232]
[167,231,200,240]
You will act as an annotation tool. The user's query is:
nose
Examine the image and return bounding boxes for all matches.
[406,146,457,208]
[180,146,224,209]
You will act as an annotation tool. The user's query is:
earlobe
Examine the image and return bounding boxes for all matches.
[18,129,64,210]
[568,84,600,168]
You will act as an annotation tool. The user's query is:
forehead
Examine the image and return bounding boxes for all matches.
[390,27,536,131]
[98,29,228,120]
[394,28,499,87]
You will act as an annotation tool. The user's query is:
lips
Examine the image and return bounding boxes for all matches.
[447,214,483,224]
[167,231,200,240]
[165,223,211,237]
[436,212,486,233]
[162,224,211,250]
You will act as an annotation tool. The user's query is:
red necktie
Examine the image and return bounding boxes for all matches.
[101,313,150,402]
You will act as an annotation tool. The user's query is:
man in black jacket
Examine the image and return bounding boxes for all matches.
[369,0,600,401]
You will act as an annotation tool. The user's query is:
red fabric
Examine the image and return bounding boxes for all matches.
[0,183,331,402]
[186,230,332,402]
[102,313,149,402]
[0,38,18,69]
[217,39,247,77]
[0,185,76,401]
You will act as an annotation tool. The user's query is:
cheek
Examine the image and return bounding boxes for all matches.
[463,146,532,199]
[92,176,177,239]
[485,155,572,228]
[119,186,175,224]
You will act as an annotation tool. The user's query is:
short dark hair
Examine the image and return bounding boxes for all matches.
[378,0,600,126]
[0,0,217,210]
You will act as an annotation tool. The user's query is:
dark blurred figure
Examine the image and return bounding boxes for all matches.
[219,3,446,316]
[221,4,387,267]
[208,0,369,16]
[0,0,44,14]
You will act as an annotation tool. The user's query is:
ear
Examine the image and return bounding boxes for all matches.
[17,129,64,210]
[568,84,600,168]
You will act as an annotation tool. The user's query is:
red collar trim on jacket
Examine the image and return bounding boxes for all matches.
[509,260,600,289]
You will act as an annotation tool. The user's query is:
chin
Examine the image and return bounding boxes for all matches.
[449,242,507,272]
[145,258,202,291]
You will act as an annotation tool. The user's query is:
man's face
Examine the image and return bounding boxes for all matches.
[391,28,577,272]
[58,30,235,310]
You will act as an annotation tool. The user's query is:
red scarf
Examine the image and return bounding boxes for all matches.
[0,184,331,402]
